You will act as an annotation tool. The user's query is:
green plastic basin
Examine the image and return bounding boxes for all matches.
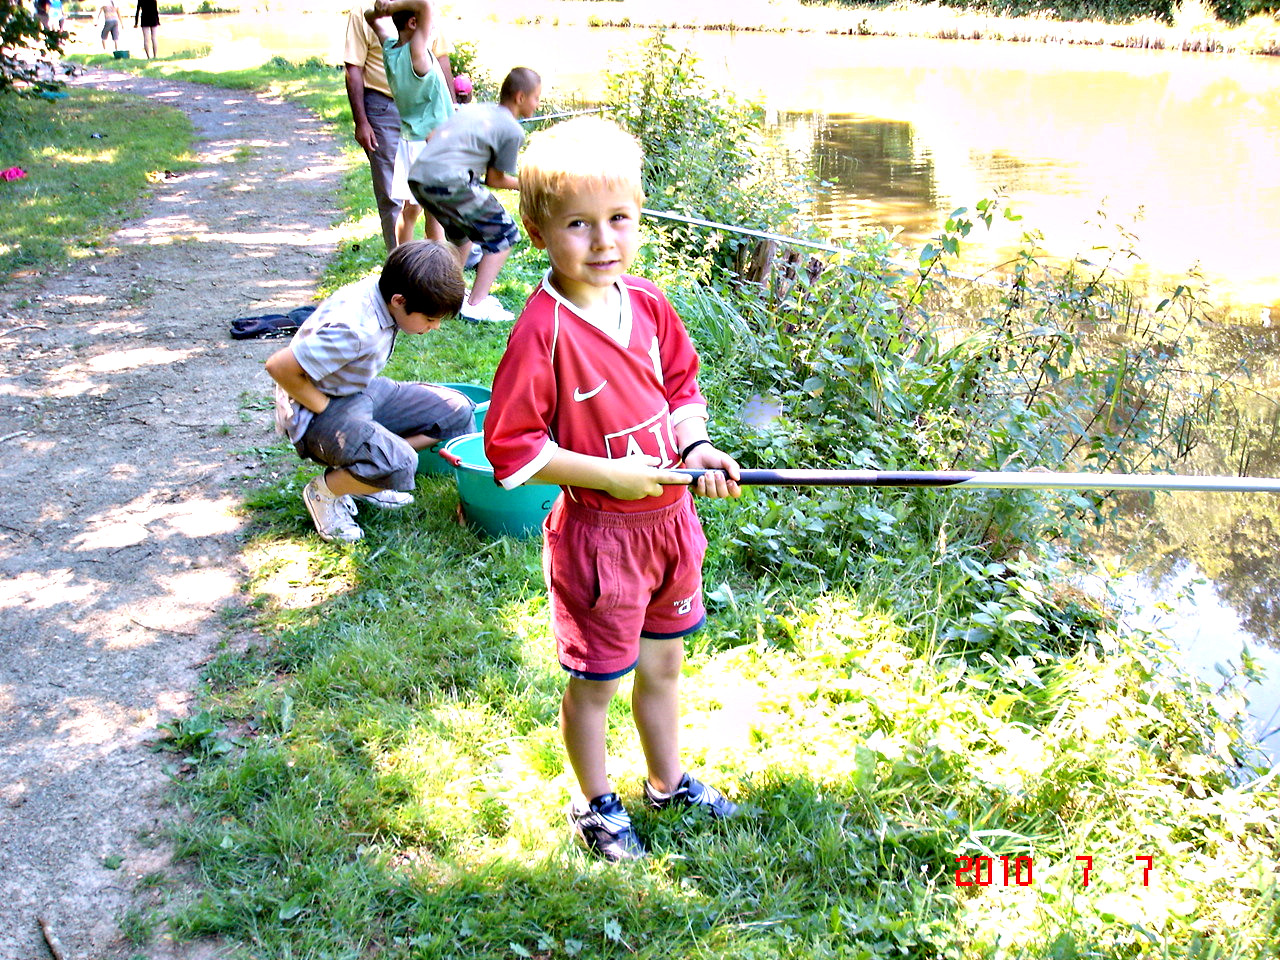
[438,382,492,403]
[416,384,491,476]
[441,433,556,538]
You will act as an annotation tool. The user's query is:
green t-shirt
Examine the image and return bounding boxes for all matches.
[382,38,452,141]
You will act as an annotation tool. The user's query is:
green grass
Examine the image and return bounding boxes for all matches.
[0,89,194,280]
[34,51,1275,960]
[170,486,1280,957]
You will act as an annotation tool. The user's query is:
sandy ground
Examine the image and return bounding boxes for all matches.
[0,69,345,960]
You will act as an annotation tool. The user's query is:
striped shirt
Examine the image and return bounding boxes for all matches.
[273,275,397,443]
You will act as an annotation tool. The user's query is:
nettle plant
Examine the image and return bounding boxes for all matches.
[680,200,1220,625]
[606,30,806,279]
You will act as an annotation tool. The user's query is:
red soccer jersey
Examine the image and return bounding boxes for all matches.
[484,274,708,513]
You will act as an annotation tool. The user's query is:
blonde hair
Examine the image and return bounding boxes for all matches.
[519,117,645,229]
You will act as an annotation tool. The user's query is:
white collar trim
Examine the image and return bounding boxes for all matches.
[540,271,631,347]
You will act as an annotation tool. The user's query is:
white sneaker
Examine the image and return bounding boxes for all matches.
[352,489,414,510]
[464,245,483,270]
[302,478,362,542]
[460,295,514,324]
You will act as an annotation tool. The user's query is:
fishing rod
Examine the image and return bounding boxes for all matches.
[674,469,1280,494]
[521,107,607,124]
[641,208,850,256]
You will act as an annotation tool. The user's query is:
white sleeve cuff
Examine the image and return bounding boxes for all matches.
[670,404,708,429]
[499,439,560,490]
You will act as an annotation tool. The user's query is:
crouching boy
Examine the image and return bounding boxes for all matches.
[265,239,475,542]
[483,118,742,861]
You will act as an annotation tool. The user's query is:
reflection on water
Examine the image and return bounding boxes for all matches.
[1097,325,1280,642]
[1103,564,1280,761]
[768,38,1280,317]
[782,114,938,240]
[1088,320,1280,758]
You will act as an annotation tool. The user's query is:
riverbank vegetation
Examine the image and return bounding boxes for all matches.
[814,0,1277,24]
[46,0,1280,60]
[69,33,1275,960]
[485,0,1280,57]
[798,0,1280,53]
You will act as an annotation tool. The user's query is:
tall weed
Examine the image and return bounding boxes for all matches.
[606,30,811,279]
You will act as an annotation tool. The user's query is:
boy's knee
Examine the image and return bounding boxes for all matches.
[423,387,477,441]
[371,438,419,491]
[564,674,621,709]
[440,396,477,440]
[638,638,684,684]
[325,429,418,492]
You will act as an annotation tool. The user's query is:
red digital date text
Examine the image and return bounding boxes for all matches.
[954,854,1155,888]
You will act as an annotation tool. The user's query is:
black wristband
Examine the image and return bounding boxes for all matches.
[680,439,713,462]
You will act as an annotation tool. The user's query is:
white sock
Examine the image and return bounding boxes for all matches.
[646,777,680,799]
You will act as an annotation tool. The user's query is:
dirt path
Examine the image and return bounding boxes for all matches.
[0,68,347,960]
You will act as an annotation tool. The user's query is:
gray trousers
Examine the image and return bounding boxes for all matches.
[361,89,402,253]
[295,378,476,491]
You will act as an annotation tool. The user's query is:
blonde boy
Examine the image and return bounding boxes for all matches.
[483,118,742,861]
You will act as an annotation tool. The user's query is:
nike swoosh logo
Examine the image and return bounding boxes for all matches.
[573,381,607,402]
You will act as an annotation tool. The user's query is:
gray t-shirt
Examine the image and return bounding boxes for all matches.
[273,275,397,443]
[408,103,525,189]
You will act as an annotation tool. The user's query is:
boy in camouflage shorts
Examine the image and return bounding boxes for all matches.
[408,67,541,323]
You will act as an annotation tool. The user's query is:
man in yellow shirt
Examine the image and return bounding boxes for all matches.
[343,4,457,252]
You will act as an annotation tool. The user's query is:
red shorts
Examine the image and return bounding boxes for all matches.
[543,493,708,680]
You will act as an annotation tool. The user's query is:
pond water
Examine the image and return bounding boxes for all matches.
[145,14,1280,757]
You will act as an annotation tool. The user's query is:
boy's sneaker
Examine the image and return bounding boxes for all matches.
[352,489,413,510]
[464,244,483,270]
[460,295,514,324]
[302,478,362,542]
[644,773,739,819]
[568,793,647,862]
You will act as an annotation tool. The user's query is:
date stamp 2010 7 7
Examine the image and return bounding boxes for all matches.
[954,855,1155,888]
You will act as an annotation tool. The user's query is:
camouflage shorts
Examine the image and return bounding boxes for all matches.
[409,178,521,254]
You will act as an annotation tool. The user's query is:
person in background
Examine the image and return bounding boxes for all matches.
[364,0,452,249]
[96,0,124,52]
[133,0,158,59]
[344,2,456,253]
[407,67,541,323]
[453,74,472,104]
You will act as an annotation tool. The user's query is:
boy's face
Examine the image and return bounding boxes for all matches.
[525,180,640,307]
[516,84,542,120]
[388,295,444,334]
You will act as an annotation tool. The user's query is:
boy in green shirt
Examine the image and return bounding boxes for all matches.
[365,0,453,248]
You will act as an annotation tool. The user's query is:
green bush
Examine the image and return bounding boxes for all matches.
[1,3,65,94]
[605,30,810,280]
